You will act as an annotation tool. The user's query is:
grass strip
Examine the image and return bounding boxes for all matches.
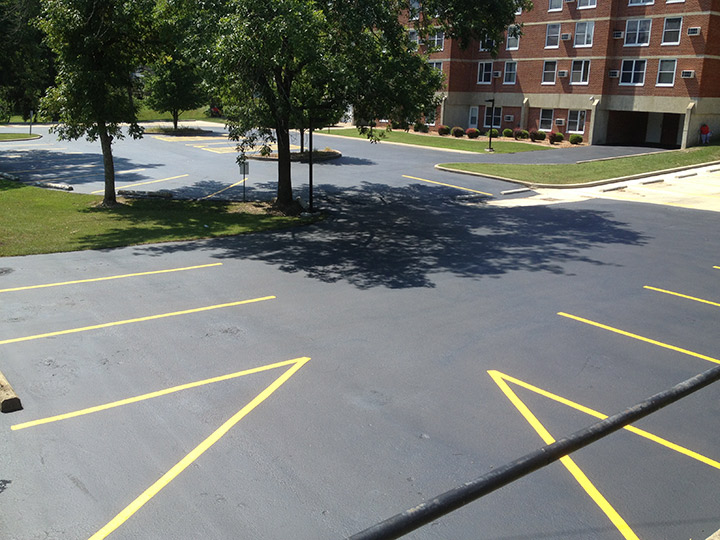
[0,133,41,141]
[0,179,311,257]
[325,128,548,154]
[439,144,720,185]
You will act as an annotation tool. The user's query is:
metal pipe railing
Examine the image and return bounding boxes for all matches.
[348,363,720,540]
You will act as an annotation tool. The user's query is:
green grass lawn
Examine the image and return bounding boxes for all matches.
[0,178,312,257]
[0,133,41,141]
[439,144,720,185]
[326,128,549,154]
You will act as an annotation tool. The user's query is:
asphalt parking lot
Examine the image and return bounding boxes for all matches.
[2,123,720,539]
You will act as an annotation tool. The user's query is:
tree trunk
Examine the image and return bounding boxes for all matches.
[172,110,179,131]
[98,121,117,206]
[275,122,293,207]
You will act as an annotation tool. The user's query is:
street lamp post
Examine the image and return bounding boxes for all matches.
[485,99,495,152]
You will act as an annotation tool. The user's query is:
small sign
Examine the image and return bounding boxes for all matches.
[238,162,249,175]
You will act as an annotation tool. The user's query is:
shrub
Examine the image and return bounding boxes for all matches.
[549,132,564,144]
[529,129,546,142]
[451,126,465,137]
[513,128,529,140]
[488,128,499,138]
[437,124,450,136]
[413,121,429,133]
[502,128,513,138]
[465,127,480,139]
[569,133,583,145]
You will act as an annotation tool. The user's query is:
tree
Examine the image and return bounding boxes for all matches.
[37,0,155,206]
[212,0,526,211]
[144,0,208,131]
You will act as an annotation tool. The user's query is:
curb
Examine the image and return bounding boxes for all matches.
[0,371,22,413]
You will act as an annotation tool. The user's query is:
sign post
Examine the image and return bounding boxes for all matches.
[238,160,249,202]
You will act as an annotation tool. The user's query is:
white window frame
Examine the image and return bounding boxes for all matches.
[540,109,554,131]
[546,23,561,48]
[568,110,586,133]
[620,59,647,85]
[428,61,442,72]
[484,106,502,128]
[574,21,594,47]
[629,0,653,5]
[549,0,562,11]
[570,60,591,84]
[506,25,520,50]
[577,0,597,8]
[625,19,652,47]
[478,61,493,84]
[408,29,419,49]
[480,36,496,51]
[504,61,517,84]
[426,29,445,50]
[542,60,557,84]
[469,106,479,129]
[661,17,682,45]
[656,58,677,86]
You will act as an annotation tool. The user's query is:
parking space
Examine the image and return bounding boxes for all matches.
[3,124,720,539]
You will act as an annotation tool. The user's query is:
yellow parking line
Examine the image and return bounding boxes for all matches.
[88,356,310,540]
[201,180,246,200]
[644,286,720,307]
[11,357,307,431]
[489,370,639,540]
[0,296,275,346]
[402,174,493,196]
[558,312,720,365]
[91,174,189,194]
[0,263,222,294]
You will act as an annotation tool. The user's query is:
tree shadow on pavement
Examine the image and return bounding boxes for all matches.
[137,182,650,289]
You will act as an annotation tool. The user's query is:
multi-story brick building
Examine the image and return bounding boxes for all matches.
[417,0,720,148]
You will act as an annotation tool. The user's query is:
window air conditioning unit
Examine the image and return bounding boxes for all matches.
[557,70,569,78]
[613,31,624,39]
[687,27,701,36]
[608,69,620,78]
[561,33,572,41]
[555,118,565,126]
[493,70,502,78]
[504,114,515,122]
[681,70,696,78]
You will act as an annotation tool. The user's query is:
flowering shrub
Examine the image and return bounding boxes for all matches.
[466,128,480,138]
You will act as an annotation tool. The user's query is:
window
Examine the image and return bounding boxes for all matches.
[542,60,557,83]
[656,59,676,85]
[625,19,651,46]
[549,0,562,11]
[575,21,594,47]
[428,61,442,72]
[546,24,561,48]
[469,106,479,128]
[628,0,653,4]
[578,0,597,8]
[478,62,493,84]
[427,29,445,50]
[480,36,496,51]
[409,0,421,19]
[425,107,436,126]
[571,60,591,84]
[540,109,554,130]
[620,59,647,85]
[408,29,419,48]
[504,61,517,84]
[662,17,682,44]
[484,106,502,128]
[515,6,523,14]
[568,110,586,132]
[506,25,520,50]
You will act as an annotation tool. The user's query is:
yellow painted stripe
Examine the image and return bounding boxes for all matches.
[0,296,275,346]
[201,179,246,200]
[558,312,720,365]
[488,370,639,540]
[644,286,720,307]
[402,174,493,196]
[0,263,222,294]
[12,357,306,431]
[91,174,189,194]
[88,357,309,540]
[490,371,720,470]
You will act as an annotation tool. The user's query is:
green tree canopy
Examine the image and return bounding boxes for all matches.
[37,0,155,206]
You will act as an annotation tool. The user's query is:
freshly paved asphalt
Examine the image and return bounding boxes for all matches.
[1,123,719,540]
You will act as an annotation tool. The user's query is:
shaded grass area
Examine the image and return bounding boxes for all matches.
[440,144,720,184]
[136,105,225,124]
[0,133,41,141]
[0,178,311,257]
[326,128,548,154]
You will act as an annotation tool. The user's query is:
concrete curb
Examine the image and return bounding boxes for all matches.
[706,528,720,540]
[435,159,720,191]
[0,371,22,413]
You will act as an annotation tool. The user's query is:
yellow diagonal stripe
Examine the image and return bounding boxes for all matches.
[0,263,222,294]
[402,174,493,196]
[644,286,720,307]
[201,179,246,200]
[88,357,309,540]
[0,296,275,346]
[489,370,639,540]
[11,357,305,431]
[558,312,720,365]
[91,174,189,194]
